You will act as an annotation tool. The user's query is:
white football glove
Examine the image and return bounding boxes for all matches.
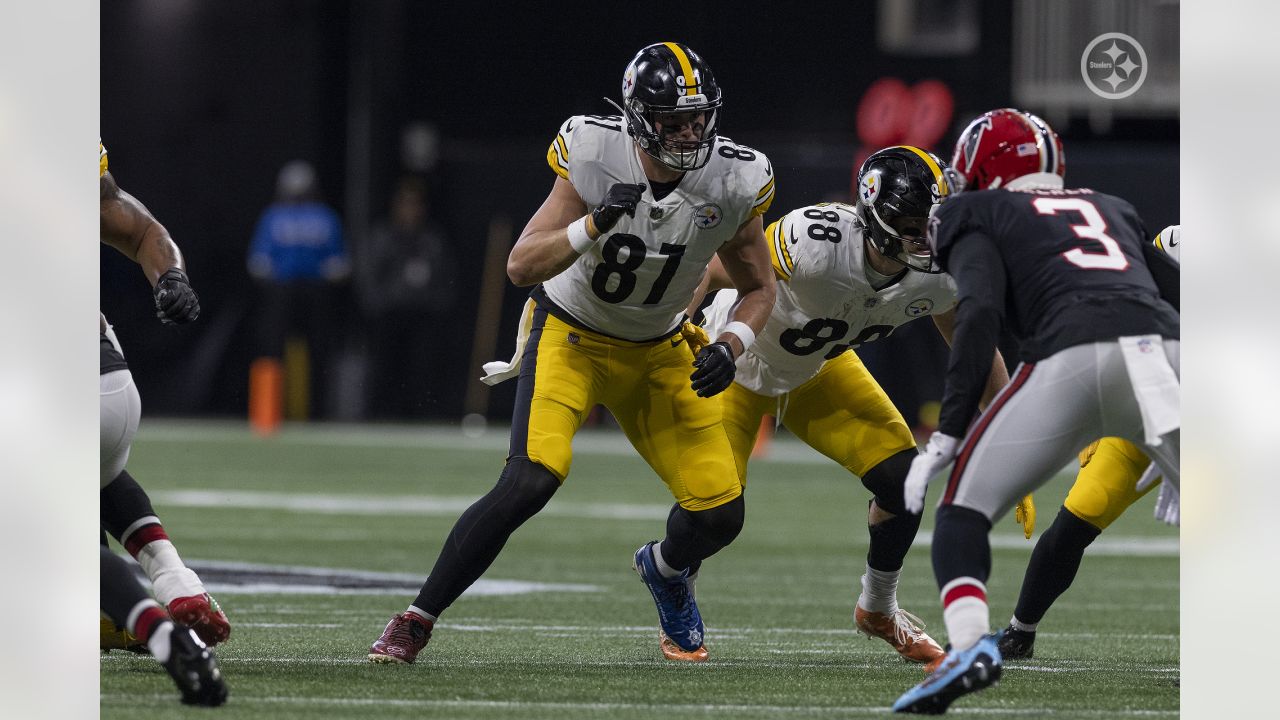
[1153,479,1180,526]
[904,432,960,514]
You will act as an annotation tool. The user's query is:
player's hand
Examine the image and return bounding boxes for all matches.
[591,183,646,234]
[904,432,960,514]
[153,268,201,325]
[1014,494,1036,539]
[680,321,710,356]
[690,341,736,397]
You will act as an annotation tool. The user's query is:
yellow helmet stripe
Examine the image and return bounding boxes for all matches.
[896,145,948,195]
[662,42,697,96]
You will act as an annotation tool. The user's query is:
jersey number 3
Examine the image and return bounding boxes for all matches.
[1032,197,1129,271]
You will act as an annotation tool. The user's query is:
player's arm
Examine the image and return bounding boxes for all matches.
[100,171,201,324]
[712,214,776,358]
[100,170,185,282]
[687,214,776,398]
[932,307,1010,409]
[683,255,735,321]
[935,232,1007,438]
[507,177,644,287]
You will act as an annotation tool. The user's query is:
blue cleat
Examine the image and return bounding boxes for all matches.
[892,631,1003,714]
[632,541,708,661]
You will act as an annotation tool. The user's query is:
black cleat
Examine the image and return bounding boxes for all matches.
[996,625,1036,660]
[161,624,229,707]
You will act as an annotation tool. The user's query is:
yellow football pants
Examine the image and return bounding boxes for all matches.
[512,306,742,511]
[1066,437,1157,530]
[718,351,918,484]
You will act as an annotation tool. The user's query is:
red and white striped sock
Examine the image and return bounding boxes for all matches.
[941,577,989,652]
[121,517,204,605]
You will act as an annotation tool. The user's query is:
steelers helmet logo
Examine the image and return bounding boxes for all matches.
[622,63,637,99]
[692,203,723,229]
[905,298,935,317]
[859,171,881,206]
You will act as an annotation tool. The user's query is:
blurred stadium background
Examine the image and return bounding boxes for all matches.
[100,0,1178,432]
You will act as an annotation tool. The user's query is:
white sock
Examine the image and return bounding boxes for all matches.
[857,565,901,615]
[406,606,437,623]
[1010,615,1038,633]
[941,577,989,651]
[146,621,175,663]
[651,543,683,579]
[136,540,205,605]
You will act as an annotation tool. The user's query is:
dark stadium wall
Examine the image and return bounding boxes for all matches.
[101,0,1177,421]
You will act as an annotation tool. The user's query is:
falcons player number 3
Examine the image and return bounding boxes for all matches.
[1032,197,1130,271]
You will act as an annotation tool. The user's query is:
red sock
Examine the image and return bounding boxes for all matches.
[122,519,169,558]
[129,603,170,644]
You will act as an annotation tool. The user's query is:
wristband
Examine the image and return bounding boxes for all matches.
[567,216,596,254]
[722,321,756,352]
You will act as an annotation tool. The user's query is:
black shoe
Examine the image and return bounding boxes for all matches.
[161,624,229,706]
[996,625,1035,660]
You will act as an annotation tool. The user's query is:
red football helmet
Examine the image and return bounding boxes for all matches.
[950,108,1065,191]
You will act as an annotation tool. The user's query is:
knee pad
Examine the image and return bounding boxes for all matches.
[493,457,561,524]
[686,495,745,547]
[860,449,916,517]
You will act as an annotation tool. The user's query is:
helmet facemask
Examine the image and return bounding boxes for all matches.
[627,97,721,171]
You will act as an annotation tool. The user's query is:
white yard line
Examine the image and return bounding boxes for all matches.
[160,488,1177,555]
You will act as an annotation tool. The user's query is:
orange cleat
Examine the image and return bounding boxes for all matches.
[854,606,946,671]
[659,632,709,662]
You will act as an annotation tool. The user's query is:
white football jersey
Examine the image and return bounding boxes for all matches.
[1153,224,1180,263]
[704,202,958,396]
[542,114,775,340]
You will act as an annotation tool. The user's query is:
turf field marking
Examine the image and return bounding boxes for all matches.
[100,692,1180,715]
[156,489,1178,556]
[154,488,672,521]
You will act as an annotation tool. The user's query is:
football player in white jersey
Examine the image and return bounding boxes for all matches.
[369,42,777,664]
[689,146,1012,672]
[997,225,1181,660]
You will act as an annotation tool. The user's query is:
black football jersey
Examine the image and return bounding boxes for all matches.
[930,187,1179,362]
[100,333,128,374]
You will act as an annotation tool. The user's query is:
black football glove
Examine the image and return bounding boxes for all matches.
[690,341,736,398]
[153,268,201,325]
[591,183,646,234]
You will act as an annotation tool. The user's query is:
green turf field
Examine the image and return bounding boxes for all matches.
[100,421,1178,718]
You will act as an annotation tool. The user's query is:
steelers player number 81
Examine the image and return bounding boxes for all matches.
[590,234,687,304]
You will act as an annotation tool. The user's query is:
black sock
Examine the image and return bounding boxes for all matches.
[100,546,162,636]
[866,507,923,572]
[1011,505,1101,625]
[931,505,993,589]
[858,450,922,571]
[658,495,744,573]
[412,457,559,616]
[101,470,158,542]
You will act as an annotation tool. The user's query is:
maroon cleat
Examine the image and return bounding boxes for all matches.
[368,612,433,664]
[168,594,231,647]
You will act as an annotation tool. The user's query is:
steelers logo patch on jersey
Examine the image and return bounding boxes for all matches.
[692,203,723,229]
[905,298,935,317]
